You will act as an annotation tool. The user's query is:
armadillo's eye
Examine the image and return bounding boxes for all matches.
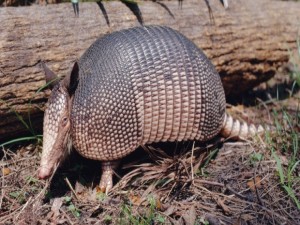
[61,116,68,127]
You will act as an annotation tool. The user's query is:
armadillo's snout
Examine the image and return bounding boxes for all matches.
[38,167,52,179]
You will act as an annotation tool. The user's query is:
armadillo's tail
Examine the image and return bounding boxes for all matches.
[220,113,267,140]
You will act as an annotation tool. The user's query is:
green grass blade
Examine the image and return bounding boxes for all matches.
[0,99,35,136]
[283,185,300,209]
[288,160,300,178]
[0,135,43,147]
[272,152,285,184]
[292,133,298,158]
[36,77,60,94]
[202,148,219,168]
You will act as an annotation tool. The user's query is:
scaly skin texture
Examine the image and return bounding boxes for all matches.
[39,26,265,193]
[39,83,71,179]
[221,113,265,140]
[71,26,226,162]
[70,26,226,192]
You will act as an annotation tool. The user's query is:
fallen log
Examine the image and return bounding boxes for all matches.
[0,0,299,141]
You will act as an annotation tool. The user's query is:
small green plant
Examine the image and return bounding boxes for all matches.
[64,196,72,203]
[145,196,156,224]
[25,175,39,185]
[118,196,165,225]
[104,214,112,224]
[250,152,263,165]
[64,195,81,217]
[196,148,219,176]
[96,191,107,201]
[68,204,81,217]
[9,191,26,204]
[155,214,165,224]
[266,109,300,209]
[119,203,137,225]
[45,190,53,200]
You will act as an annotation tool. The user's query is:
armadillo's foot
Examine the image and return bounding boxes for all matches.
[99,161,119,195]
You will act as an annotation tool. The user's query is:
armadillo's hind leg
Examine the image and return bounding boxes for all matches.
[99,160,120,194]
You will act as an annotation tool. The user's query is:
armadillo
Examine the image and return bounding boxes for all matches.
[38,25,264,193]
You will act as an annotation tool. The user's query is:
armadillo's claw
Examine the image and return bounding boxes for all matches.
[99,161,119,195]
[99,170,113,195]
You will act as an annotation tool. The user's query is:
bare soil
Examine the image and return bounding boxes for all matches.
[0,72,300,224]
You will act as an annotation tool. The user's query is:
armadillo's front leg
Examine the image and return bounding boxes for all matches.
[99,161,119,194]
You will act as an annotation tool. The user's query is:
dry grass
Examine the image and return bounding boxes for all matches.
[1,123,299,224]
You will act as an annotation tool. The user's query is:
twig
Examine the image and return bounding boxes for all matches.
[0,166,4,210]
[193,183,213,195]
[256,97,275,124]
[195,179,224,187]
[225,185,248,200]
[64,177,79,200]
[229,193,292,223]
[168,181,189,203]
[3,164,37,179]
[191,141,195,185]
[254,158,264,206]
[4,192,16,204]
[0,155,38,167]
[166,180,177,200]
[60,208,75,225]
[178,159,191,181]
[0,205,24,224]
[15,196,32,221]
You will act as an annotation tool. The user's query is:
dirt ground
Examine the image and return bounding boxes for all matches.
[0,70,300,224]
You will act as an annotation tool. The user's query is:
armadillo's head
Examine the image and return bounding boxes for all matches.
[38,62,79,179]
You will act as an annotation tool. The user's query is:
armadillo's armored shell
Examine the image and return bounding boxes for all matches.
[71,26,226,161]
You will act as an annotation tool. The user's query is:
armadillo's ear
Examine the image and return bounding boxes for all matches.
[41,61,59,90]
[63,61,79,96]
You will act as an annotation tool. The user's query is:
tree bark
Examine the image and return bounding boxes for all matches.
[0,0,299,141]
